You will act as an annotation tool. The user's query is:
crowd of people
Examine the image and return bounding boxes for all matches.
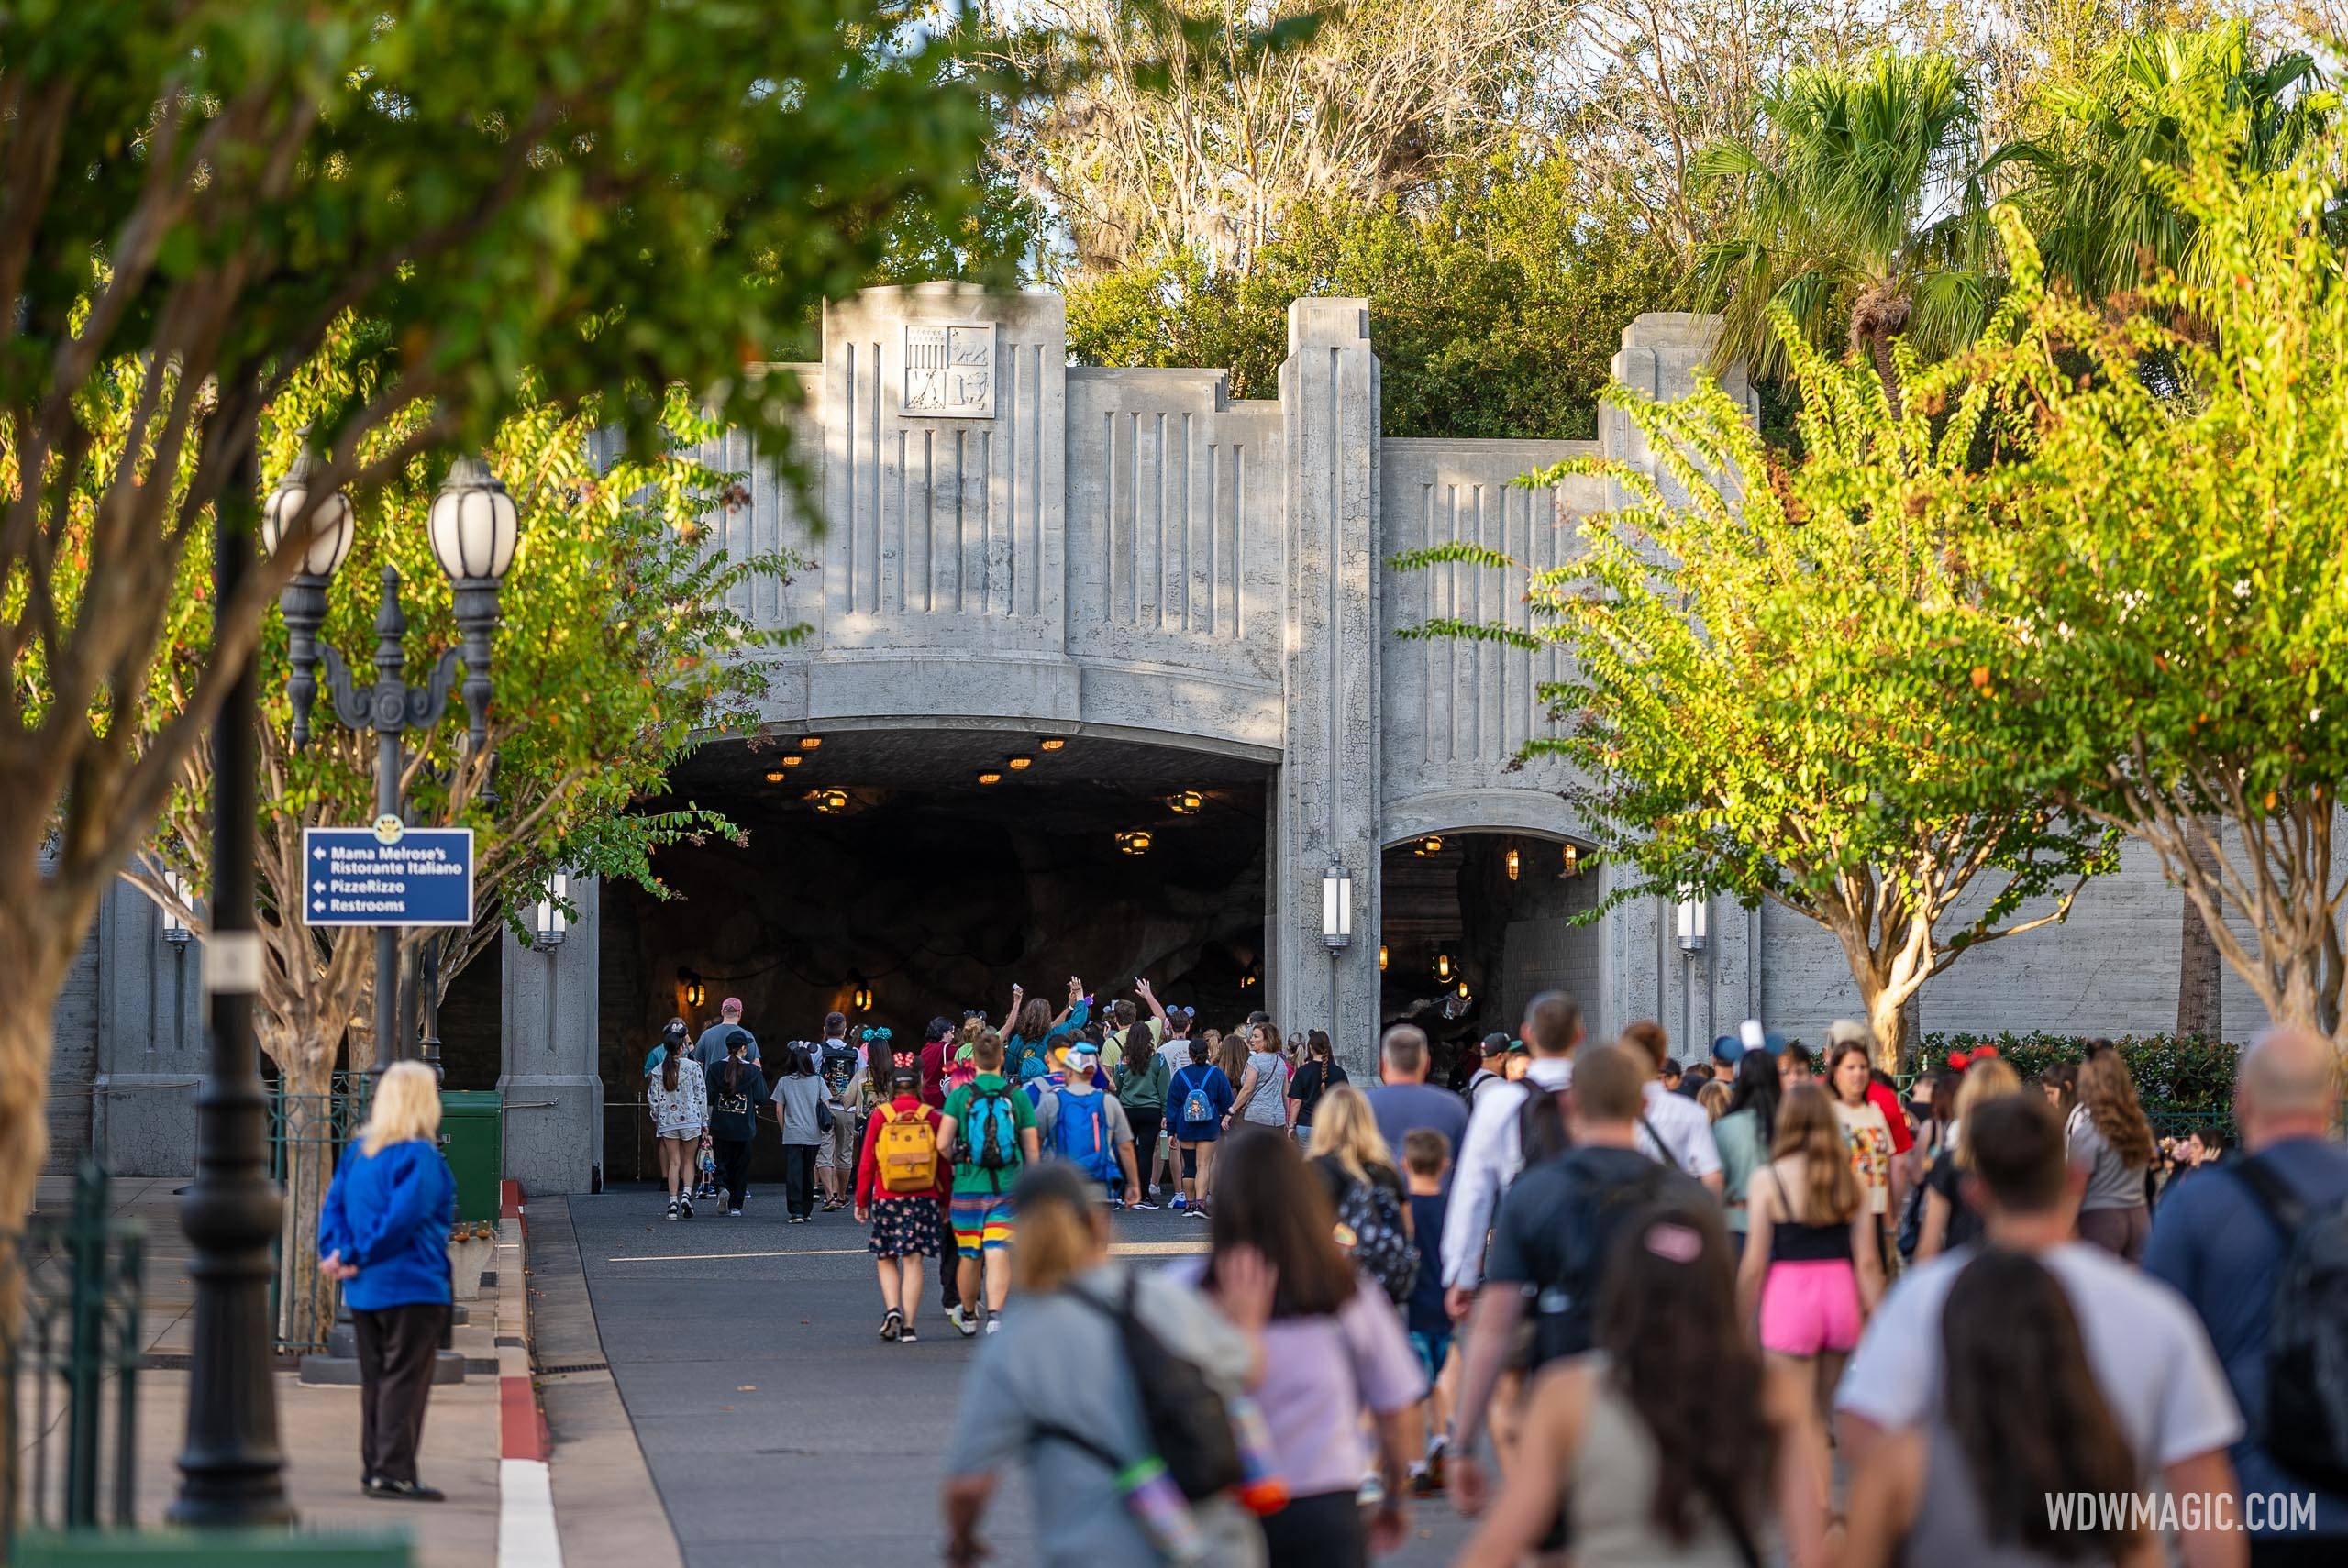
[630,981,2348,1568]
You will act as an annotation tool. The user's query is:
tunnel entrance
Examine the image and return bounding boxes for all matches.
[1380,833,1602,1090]
[598,728,1270,1178]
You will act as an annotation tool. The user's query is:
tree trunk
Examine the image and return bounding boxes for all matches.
[1865,981,1911,1075]
[0,932,76,1543]
[2176,897,2224,1042]
[272,1055,343,1351]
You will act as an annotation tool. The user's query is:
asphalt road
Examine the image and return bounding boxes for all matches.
[569,1187,1479,1568]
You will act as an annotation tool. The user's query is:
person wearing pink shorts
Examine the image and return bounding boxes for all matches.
[1736,1082,1888,1473]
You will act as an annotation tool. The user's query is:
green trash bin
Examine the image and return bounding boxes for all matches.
[437,1090,504,1223]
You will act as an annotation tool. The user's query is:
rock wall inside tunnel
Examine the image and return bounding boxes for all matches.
[597,749,1270,1090]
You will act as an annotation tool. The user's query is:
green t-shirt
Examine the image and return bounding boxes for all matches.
[942,1073,1037,1195]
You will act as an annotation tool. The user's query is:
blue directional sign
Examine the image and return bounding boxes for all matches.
[302,825,475,928]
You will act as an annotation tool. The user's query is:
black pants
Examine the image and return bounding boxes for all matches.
[352,1302,448,1485]
[936,1198,961,1309]
[713,1135,754,1210]
[1126,1109,1162,1198]
[1260,1488,1365,1568]
[781,1143,817,1218]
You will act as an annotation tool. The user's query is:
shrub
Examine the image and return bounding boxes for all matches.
[1919,1032,2238,1133]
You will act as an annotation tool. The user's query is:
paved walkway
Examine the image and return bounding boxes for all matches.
[556,1188,1476,1568]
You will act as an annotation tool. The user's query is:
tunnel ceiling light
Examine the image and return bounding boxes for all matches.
[679,967,706,1008]
[847,970,873,1011]
[1115,829,1152,856]
[812,789,849,814]
[1505,845,1521,881]
[1168,790,1203,814]
[1321,863,1353,950]
[1007,755,1033,771]
[781,754,803,768]
[1560,844,1580,878]
[1413,834,1445,857]
[1434,952,1454,981]
[1456,978,1471,999]
[798,735,823,750]
[764,769,785,783]
[1039,737,1067,752]
[976,769,1003,785]
[1378,943,1389,972]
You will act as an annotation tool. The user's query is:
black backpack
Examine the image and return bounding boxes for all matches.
[2231,1157,2348,1495]
[1036,1275,1245,1502]
[1517,1079,1575,1167]
[1527,1156,1681,1369]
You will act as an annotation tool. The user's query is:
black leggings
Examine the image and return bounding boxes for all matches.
[1259,1489,1365,1568]
[781,1143,817,1218]
[713,1136,754,1209]
[1126,1109,1162,1197]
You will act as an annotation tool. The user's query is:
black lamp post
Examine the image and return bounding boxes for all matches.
[270,455,518,1075]
[169,447,294,1527]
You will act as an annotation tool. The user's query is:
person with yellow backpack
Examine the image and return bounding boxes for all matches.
[855,1066,950,1344]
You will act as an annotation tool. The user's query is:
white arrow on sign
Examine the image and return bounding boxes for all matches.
[313,847,326,859]
[313,880,326,892]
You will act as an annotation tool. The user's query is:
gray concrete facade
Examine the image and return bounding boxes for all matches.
[50,285,2245,1188]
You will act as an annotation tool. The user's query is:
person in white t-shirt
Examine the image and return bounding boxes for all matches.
[1618,1020,1723,1193]
[1836,1093,2243,1568]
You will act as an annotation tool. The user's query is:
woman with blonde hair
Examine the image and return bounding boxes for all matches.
[1306,1085,1417,1307]
[941,1160,1274,1568]
[1736,1082,1884,1472]
[317,1061,458,1501]
[1913,1056,2025,1262]
[2069,1046,2156,1260]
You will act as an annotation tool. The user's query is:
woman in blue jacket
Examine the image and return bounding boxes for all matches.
[318,1060,458,1501]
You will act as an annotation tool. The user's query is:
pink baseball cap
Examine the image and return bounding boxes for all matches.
[721,997,743,1013]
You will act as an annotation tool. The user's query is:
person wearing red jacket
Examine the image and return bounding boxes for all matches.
[917,1015,956,1109]
[855,1066,949,1344]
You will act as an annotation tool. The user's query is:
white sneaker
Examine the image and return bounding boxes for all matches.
[947,1306,978,1339]
[984,1318,1002,1336]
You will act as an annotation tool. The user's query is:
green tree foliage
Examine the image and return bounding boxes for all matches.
[0,0,1014,1234]
[1397,317,2113,1068]
[1909,105,2348,1041]
[1997,22,2327,303]
[1694,51,1997,405]
[26,328,792,1341]
[1066,157,1678,439]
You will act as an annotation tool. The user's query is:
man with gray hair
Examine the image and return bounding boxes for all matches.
[1364,1022,1468,1194]
[2147,1027,2348,1561]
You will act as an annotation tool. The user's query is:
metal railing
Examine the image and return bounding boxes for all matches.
[267,1074,371,1353]
[2,1158,145,1554]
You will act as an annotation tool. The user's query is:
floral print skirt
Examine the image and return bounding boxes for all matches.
[866,1195,942,1258]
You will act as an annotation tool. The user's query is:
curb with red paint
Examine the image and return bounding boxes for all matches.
[496,1185,561,1566]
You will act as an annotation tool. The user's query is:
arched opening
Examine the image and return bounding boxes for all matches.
[1379,831,1601,1089]
[596,727,1271,1178]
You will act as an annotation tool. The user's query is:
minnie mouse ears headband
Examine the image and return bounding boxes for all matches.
[858,1025,893,1043]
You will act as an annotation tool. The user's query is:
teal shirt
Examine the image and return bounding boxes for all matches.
[1007,998,1091,1082]
[1713,1107,1767,1231]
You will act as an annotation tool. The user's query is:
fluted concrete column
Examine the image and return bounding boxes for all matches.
[1271,300,1384,1071]
[93,878,206,1175]
[500,876,604,1194]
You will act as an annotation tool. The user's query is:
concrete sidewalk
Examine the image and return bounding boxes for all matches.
[25,1175,508,1567]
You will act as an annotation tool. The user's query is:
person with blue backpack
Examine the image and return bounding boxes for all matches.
[1168,1034,1236,1218]
[1036,1040,1143,1208]
[939,1029,1042,1336]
